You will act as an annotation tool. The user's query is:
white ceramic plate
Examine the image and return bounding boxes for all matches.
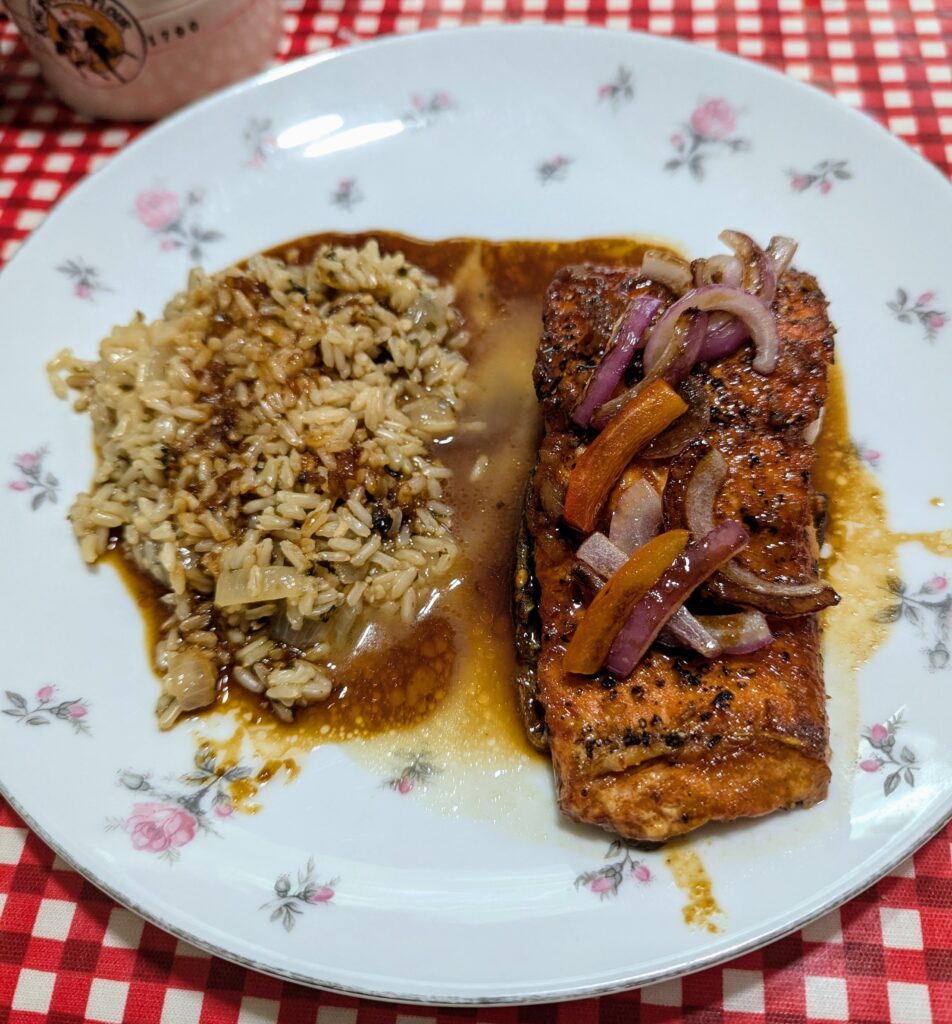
[1,26,951,1005]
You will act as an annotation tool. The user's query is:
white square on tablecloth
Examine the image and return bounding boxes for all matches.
[237,997,280,1024]
[16,210,45,231]
[102,907,144,948]
[879,65,908,82]
[2,154,30,174]
[739,38,765,55]
[875,39,901,57]
[85,979,130,1024]
[889,116,919,134]
[881,908,925,950]
[641,977,682,1006]
[888,982,933,1024]
[29,179,60,201]
[174,938,211,958]
[12,968,57,1015]
[801,908,843,944]
[32,898,76,941]
[316,1009,358,1024]
[160,988,204,1024]
[722,969,766,1014]
[44,154,73,173]
[885,89,913,107]
[805,976,850,1021]
[0,826,27,864]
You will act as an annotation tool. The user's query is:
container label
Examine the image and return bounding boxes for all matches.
[25,1,147,87]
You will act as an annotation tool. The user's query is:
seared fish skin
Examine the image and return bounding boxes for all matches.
[523,264,834,842]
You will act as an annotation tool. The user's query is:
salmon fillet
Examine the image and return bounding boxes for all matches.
[520,262,835,842]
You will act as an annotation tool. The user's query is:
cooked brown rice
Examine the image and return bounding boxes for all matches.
[48,240,469,728]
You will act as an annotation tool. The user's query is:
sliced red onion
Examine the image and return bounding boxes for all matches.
[767,236,798,279]
[641,285,779,383]
[643,308,708,382]
[684,447,839,614]
[694,233,793,365]
[719,230,777,305]
[576,532,627,579]
[802,407,825,446]
[684,447,727,537]
[592,311,704,430]
[666,606,720,656]
[642,251,693,295]
[657,608,773,657]
[641,376,711,460]
[609,478,662,554]
[572,295,664,428]
[594,279,780,426]
[605,521,750,678]
[694,254,743,288]
[698,314,749,364]
[695,611,773,654]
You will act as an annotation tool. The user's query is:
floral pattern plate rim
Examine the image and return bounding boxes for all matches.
[1,26,951,1006]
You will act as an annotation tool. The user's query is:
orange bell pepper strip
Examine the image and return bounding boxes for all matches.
[563,380,687,533]
[564,529,689,675]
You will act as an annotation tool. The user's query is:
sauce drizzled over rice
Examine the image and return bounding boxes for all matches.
[48,240,469,728]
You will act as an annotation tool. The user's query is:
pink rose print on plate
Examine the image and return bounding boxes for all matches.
[538,154,572,184]
[106,745,252,863]
[332,178,362,211]
[887,288,946,343]
[127,803,198,853]
[244,116,276,168]
[665,99,749,180]
[787,159,852,194]
[597,66,634,110]
[385,751,441,795]
[136,190,179,230]
[576,840,653,899]
[690,98,735,138]
[876,574,950,673]
[3,686,90,734]
[135,188,223,263]
[9,445,58,509]
[405,91,456,129]
[56,258,111,300]
[859,711,920,796]
[852,438,881,470]
[261,857,339,931]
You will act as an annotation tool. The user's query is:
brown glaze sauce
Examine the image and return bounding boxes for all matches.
[814,361,952,681]
[665,847,723,932]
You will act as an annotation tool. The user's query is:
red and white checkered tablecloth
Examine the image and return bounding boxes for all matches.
[1,3,951,1022]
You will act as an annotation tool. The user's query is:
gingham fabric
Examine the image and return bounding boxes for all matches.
[1,3,951,1022]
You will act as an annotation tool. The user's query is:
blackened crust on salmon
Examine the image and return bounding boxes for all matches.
[533,266,672,430]
[522,262,835,842]
[513,490,548,751]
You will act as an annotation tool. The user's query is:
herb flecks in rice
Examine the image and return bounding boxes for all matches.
[48,241,469,728]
